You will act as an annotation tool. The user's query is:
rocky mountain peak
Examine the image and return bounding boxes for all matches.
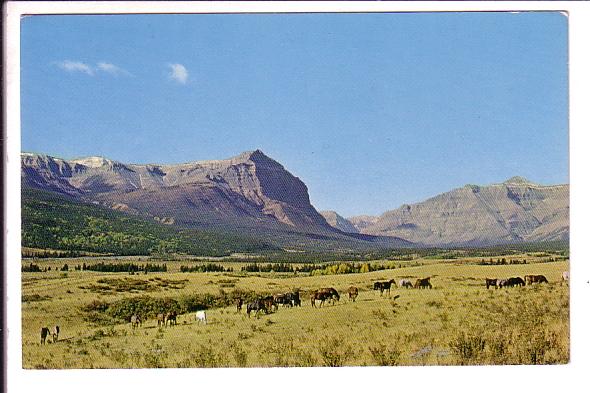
[502,176,538,186]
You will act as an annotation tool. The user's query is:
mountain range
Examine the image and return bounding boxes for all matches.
[21,150,569,250]
[323,177,569,247]
[21,150,410,252]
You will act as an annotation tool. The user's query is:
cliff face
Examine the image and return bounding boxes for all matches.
[355,177,569,246]
[21,150,331,230]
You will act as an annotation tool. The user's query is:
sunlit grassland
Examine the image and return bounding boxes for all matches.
[21,254,569,368]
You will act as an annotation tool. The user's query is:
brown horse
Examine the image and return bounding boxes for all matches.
[485,278,498,289]
[414,277,432,289]
[348,286,359,302]
[525,275,549,285]
[373,279,396,296]
[311,288,340,308]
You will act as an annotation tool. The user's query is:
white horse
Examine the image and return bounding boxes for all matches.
[195,311,207,325]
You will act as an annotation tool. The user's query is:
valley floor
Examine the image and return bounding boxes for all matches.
[21,255,569,368]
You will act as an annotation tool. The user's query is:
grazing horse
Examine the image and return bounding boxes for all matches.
[373,279,396,296]
[485,278,498,289]
[195,311,207,324]
[273,293,291,308]
[399,279,413,289]
[246,299,267,318]
[503,277,525,287]
[157,313,166,328]
[414,277,432,289]
[261,295,276,313]
[348,286,359,302]
[498,279,507,288]
[40,327,50,345]
[311,288,340,308]
[130,314,142,330]
[165,311,177,327]
[235,297,243,313]
[287,291,301,307]
[525,275,549,285]
[51,325,60,343]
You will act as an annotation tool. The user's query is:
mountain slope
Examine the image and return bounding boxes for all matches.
[21,151,412,251]
[357,177,569,247]
[21,188,276,256]
[320,211,359,233]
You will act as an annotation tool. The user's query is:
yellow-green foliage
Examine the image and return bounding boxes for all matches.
[22,255,569,368]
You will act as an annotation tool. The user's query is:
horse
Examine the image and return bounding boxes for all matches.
[156,313,166,327]
[130,314,142,330]
[399,279,413,288]
[246,299,267,318]
[235,297,243,313]
[261,295,276,313]
[348,286,359,302]
[525,275,549,285]
[503,277,525,287]
[415,277,432,289]
[311,288,340,308]
[485,278,498,289]
[195,311,207,324]
[165,311,177,327]
[51,325,60,343]
[562,271,569,285]
[373,279,396,296]
[273,293,291,308]
[40,327,50,344]
[286,291,301,307]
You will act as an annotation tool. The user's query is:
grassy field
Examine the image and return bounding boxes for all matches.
[21,253,569,368]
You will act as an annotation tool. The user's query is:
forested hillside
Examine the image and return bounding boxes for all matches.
[21,188,276,257]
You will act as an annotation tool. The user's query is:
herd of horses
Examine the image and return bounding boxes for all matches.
[484,273,558,289]
[38,271,569,343]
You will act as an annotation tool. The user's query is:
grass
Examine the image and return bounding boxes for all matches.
[21,254,569,368]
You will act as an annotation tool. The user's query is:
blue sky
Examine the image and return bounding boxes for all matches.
[21,12,568,217]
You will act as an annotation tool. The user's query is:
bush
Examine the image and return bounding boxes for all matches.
[318,337,354,367]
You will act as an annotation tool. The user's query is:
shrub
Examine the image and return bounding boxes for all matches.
[368,342,402,366]
[318,337,354,367]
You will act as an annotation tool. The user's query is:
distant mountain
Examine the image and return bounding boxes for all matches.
[354,177,569,247]
[348,215,379,232]
[320,211,359,233]
[21,151,412,252]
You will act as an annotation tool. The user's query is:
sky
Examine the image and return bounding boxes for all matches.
[20,12,568,217]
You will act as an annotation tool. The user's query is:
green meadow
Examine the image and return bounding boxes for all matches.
[22,253,569,368]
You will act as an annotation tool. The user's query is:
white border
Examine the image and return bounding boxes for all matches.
[4,2,589,393]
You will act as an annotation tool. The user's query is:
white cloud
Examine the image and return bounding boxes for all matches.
[97,62,131,76]
[56,60,94,75]
[168,63,188,84]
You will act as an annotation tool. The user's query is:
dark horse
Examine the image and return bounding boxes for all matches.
[246,299,268,318]
[414,277,432,289]
[502,277,525,288]
[485,278,498,289]
[373,279,396,296]
[235,297,243,313]
[165,311,177,327]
